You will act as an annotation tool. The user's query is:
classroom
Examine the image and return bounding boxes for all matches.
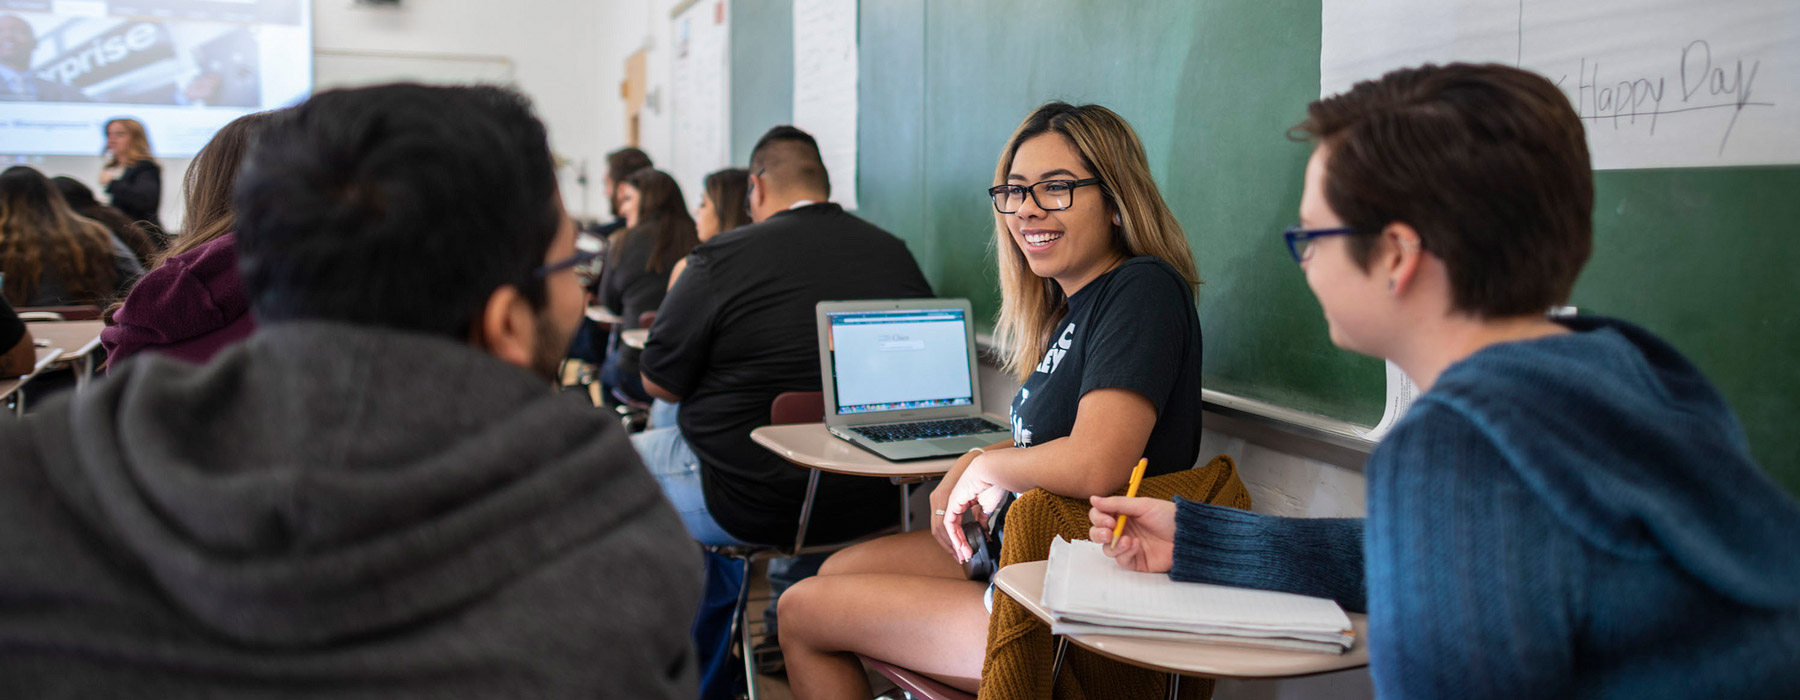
[0,0,1796,698]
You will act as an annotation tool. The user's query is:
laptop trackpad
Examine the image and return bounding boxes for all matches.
[941,435,1002,452]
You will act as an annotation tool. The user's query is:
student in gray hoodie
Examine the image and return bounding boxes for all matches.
[0,84,701,698]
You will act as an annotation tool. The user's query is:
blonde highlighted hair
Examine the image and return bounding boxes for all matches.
[103,118,155,168]
[992,102,1199,382]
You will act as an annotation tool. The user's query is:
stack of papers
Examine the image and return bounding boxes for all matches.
[1041,537,1354,654]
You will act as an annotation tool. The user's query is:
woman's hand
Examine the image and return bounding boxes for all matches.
[98,165,120,186]
[941,455,1010,563]
[1088,495,1176,574]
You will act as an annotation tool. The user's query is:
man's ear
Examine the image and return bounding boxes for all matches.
[470,284,538,370]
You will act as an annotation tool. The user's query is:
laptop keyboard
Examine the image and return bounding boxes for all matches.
[851,417,1009,443]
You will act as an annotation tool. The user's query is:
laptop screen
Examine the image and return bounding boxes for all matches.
[826,307,975,415]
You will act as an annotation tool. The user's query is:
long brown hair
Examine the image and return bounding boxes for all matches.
[992,103,1199,382]
[51,176,159,267]
[103,118,155,168]
[156,110,279,267]
[620,168,698,274]
[0,166,119,306]
[703,168,752,235]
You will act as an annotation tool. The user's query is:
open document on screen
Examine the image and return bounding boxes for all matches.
[828,309,974,414]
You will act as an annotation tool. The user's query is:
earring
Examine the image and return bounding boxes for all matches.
[1388,279,1396,291]
[1113,213,1122,226]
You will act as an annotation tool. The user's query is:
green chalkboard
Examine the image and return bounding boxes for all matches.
[729,0,1799,493]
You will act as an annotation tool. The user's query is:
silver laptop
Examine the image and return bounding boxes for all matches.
[816,299,1012,461]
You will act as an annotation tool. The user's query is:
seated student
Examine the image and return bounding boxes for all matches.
[667,167,750,291]
[650,167,750,430]
[598,168,698,405]
[101,110,276,369]
[0,166,141,307]
[777,102,1205,698]
[0,84,701,698]
[568,146,655,366]
[51,176,160,267]
[636,125,932,697]
[1090,63,1800,698]
[1,297,33,377]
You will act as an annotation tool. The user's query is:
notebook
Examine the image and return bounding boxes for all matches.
[815,299,1012,461]
[1041,537,1355,654]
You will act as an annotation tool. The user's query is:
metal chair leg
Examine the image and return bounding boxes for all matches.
[1166,672,1181,700]
[1050,636,1070,685]
[735,554,760,700]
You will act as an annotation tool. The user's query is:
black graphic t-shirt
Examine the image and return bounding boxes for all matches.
[1009,256,1203,481]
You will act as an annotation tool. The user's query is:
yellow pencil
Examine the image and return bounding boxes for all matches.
[1112,458,1149,540]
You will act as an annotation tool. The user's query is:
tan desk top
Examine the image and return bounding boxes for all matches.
[993,560,1370,680]
[2,346,66,403]
[25,321,105,363]
[620,328,649,349]
[749,423,960,479]
[586,306,623,324]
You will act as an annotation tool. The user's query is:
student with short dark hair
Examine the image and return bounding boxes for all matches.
[1090,63,1800,698]
[0,84,701,698]
[637,124,932,699]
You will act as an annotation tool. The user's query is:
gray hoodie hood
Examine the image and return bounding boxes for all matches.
[4,322,699,697]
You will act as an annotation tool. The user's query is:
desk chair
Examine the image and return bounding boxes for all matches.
[608,311,660,431]
[713,390,906,700]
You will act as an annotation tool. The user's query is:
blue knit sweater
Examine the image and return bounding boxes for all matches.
[1171,316,1800,698]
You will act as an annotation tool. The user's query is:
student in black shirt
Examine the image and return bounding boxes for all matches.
[636,126,931,698]
[597,168,697,404]
[777,103,1205,699]
[637,126,932,547]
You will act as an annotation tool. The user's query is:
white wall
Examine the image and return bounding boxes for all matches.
[314,0,612,219]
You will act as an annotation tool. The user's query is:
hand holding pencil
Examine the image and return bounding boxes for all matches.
[1089,459,1176,574]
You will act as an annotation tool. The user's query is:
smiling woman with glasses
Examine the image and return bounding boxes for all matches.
[777,101,1211,699]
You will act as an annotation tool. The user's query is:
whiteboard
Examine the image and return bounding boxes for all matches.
[1321,0,1798,170]
[668,0,730,210]
[313,49,513,92]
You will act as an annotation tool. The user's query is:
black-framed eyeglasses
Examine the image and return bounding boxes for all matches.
[988,178,1103,214]
[1282,225,1376,263]
[535,249,602,286]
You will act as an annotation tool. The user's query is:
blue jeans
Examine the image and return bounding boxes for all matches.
[631,426,748,546]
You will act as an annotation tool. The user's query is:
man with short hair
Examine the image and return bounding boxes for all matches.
[0,84,699,698]
[639,124,932,549]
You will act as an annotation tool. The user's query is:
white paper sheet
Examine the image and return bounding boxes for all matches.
[1357,360,1418,442]
[669,0,730,209]
[1041,537,1353,651]
[792,0,858,209]
[1321,0,1800,169]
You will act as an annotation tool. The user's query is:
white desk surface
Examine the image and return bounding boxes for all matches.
[586,306,623,324]
[620,328,649,349]
[2,346,65,404]
[749,423,960,479]
[993,561,1370,680]
[25,321,105,363]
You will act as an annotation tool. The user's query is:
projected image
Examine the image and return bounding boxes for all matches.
[0,0,310,156]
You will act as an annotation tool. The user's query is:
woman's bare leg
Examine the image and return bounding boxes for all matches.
[821,528,964,578]
[779,573,990,699]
